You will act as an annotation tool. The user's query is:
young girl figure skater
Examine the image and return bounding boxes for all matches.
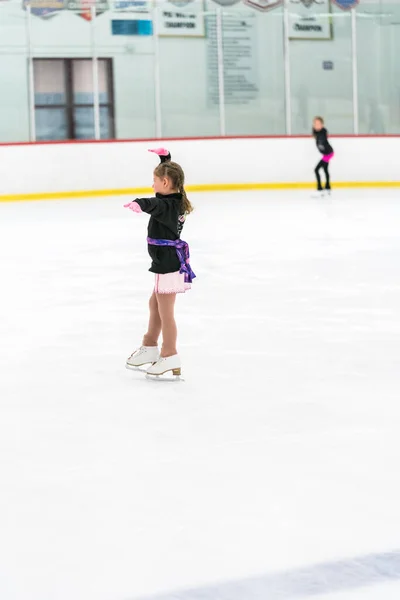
[312,116,334,196]
[124,149,195,378]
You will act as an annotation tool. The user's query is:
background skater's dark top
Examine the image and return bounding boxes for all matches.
[313,127,333,155]
[135,192,185,274]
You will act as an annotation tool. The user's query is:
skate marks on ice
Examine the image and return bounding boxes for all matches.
[136,549,400,600]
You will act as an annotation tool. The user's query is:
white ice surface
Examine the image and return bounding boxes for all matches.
[1,189,400,600]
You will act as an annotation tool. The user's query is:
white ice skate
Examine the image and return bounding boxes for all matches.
[126,346,159,371]
[146,354,182,382]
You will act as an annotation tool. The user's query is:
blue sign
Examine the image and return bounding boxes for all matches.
[332,0,359,10]
[111,18,152,35]
[114,0,148,11]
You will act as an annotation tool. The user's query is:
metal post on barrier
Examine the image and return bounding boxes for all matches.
[216,7,226,137]
[91,5,101,141]
[26,4,36,142]
[152,1,162,139]
[283,0,292,136]
[351,7,359,135]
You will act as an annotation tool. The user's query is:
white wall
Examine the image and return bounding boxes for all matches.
[0,0,287,138]
[0,136,399,199]
[2,0,399,143]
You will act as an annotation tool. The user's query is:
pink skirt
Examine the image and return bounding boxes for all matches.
[322,152,334,163]
[154,271,191,294]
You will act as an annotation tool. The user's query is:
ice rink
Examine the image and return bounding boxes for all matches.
[1,189,400,600]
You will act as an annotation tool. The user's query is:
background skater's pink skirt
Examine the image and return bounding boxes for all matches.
[155,271,191,294]
[322,152,334,162]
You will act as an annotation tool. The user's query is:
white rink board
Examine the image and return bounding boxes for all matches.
[1,136,400,197]
[1,188,400,600]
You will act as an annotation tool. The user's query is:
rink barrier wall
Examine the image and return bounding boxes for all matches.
[1,136,400,201]
[2,181,400,203]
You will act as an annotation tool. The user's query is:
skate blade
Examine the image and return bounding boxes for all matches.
[145,371,184,383]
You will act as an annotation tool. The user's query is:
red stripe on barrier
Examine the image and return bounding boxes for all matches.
[1,134,400,147]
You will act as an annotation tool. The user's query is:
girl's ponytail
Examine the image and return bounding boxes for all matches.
[180,185,193,215]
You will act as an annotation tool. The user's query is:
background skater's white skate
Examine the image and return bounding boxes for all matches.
[126,346,159,371]
[146,354,183,382]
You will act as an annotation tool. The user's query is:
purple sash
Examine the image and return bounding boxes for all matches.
[147,237,196,284]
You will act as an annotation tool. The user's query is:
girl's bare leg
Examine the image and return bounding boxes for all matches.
[156,293,177,357]
[142,292,162,347]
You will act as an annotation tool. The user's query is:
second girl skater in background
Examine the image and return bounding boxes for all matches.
[312,116,334,197]
[124,148,195,379]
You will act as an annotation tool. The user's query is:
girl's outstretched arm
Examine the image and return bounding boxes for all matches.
[124,197,167,218]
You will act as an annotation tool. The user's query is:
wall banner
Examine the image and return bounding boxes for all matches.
[332,0,358,9]
[242,0,283,12]
[22,0,64,19]
[289,0,332,40]
[66,0,109,20]
[158,0,205,36]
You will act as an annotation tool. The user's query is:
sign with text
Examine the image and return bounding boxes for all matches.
[207,14,258,106]
[289,0,332,40]
[113,0,149,11]
[158,0,205,36]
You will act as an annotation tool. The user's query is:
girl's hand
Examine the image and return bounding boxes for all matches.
[148,147,171,163]
[123,201,142,213]
[148,147,170,157]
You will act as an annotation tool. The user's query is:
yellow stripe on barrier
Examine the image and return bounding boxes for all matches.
[1,181,400,202]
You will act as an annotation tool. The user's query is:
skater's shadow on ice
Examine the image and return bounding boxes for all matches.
[136,548,400,600]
